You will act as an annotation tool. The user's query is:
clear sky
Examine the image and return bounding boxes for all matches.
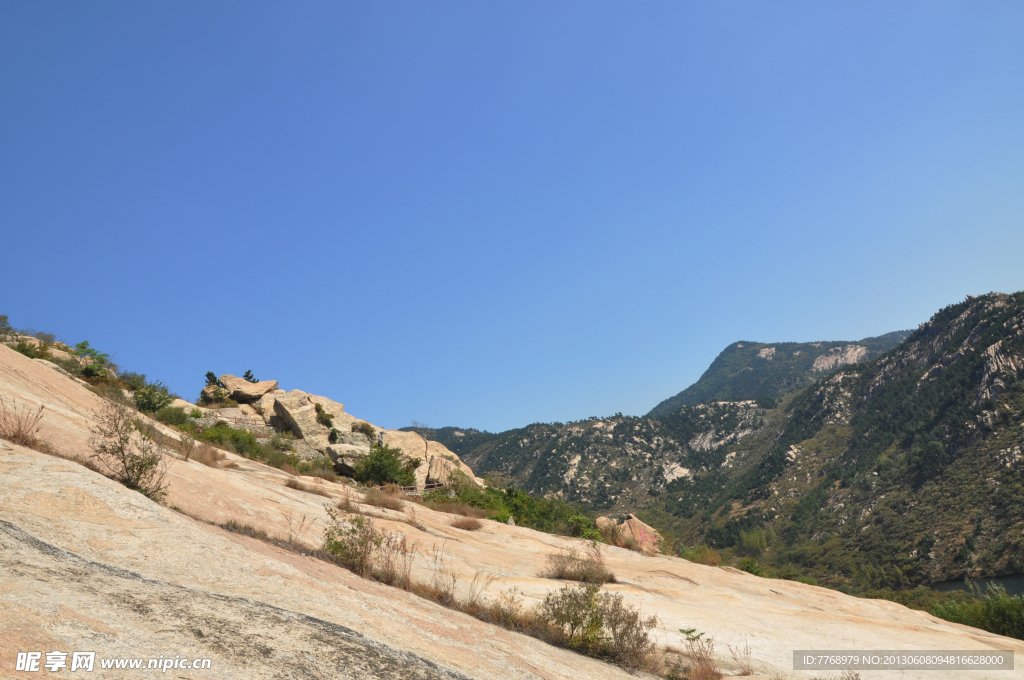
[2,2,1022,432]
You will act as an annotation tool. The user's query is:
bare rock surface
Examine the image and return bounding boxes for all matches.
[2,344,1024,680]
[219,373,280,403]
[273,390,330,450]
[811,344,869,372]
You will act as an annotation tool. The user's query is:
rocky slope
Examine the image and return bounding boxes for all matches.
[2,343,1020,679]
[418,294,1024,586]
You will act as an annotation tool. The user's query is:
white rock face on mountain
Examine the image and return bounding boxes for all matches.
[2,344,1023,679]
[757,347,775,360]
[663,462,691,483]
[811,344,869,372]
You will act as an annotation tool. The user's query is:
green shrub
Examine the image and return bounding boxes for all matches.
[739,527,769,556]
[154,406,188,426]
[197,424,260,456]
[534,583,658,669]
[81,363,109,379]
[13,341,49,360]
[315,403,334,428]
[243,370,258,383]
[205,372,222,387]
[738,557,763,576]
[120,371,148,392]
[423,473,589,536]
[678,545,722,566]
[190,408,202,418]
[322,510,382,577]
[351,421,376,440]
[567,514,603,541]
[537,583,605,649]
[329,428,341,444]
[353,444,416,486]
[134,381,174,414]
[0,314,11,337]
[931,581,1024,639]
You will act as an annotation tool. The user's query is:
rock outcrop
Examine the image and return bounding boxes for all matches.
[218,374,280,403]
[811,344,869,372]
[596,514,664,556]
[273,390,330,452]
[326,443,371,476]
[2,342,1022,680]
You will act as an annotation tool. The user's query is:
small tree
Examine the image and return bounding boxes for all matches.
[0,314,12,337]
[90,399,167,501]
[74,341,111,366]
[205,372,223,387]
[243,370,258,383]
[353,444,416,486]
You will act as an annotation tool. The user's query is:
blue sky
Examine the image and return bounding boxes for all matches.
[2,2,1022,432]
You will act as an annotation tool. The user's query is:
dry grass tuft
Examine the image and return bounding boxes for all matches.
[0,397,106,472]
[192,443,226,468]
[281,462,298,476]
[679,545,721,566]
[0,397,52,452]
[542,544,616,584]
[728,639,753,675]
[450,516,483,531]
[423,500,486,518]
[285,477,334,497]
[310,469,337,483]
[363,486,405,511]
[686,636,721,680]
[374,531,418,589]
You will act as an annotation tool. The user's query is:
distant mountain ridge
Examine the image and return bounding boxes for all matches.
[409,294,1024,586]
[646,330,911,417]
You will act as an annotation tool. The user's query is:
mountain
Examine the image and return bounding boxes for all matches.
[6,325,1012,676]
[412,293,1024,587]
[646,330,911,417]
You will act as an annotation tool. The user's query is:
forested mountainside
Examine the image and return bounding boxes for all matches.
[647,330,911,417]
[409,293,1024,586]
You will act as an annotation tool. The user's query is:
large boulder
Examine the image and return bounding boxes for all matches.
[621,515,664,555]
[201,384,230,403]
[326,443,371,476]
[426,456,457,485]
[595,514,663,555]
[381,429,483,488]
[273,390,329,451]
[254,390,285,424]
[331,431,373,448]
[218,374,279,403]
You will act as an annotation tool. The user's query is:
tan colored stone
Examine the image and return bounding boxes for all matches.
[426,456,457,485]
[201,384,230,403]
[273,391,329,451]
[2,343,1024,680]
[219,374,280,403]
[621,514,663,555]
[325,443,370,475]
[382,429,430,462]
[171,398,197,412]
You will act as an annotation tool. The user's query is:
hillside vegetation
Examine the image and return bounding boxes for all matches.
[648,330,910,417]
[410,294,1024,590]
